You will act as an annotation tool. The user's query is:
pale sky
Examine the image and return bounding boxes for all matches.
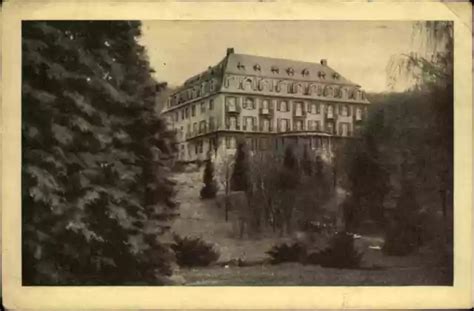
[140,21,416,93]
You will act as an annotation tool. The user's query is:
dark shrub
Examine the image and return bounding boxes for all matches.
[307,232,362,268]
[266,242,307,264]
[171,235,220,267]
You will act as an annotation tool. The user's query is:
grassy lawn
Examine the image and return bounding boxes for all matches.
[180,262,452,286]
[172,169,452,286]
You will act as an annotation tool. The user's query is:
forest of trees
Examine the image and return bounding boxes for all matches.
[22,21,178,285]
[340,21,453,255]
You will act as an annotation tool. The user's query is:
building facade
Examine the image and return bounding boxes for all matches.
[161,48,370,164]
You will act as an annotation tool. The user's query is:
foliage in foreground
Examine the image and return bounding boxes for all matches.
[171,235,220,267]
[22,21,177,285]
[266,242,307,264]
[307,232,362,268]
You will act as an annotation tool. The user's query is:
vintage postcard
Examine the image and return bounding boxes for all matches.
[1,0,472,309]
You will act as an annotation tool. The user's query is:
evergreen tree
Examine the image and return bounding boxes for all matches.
[200,158,218,199]
[230,141,249,192]
[22,21,177,285]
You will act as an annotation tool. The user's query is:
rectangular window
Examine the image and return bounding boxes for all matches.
[356,107,362,121]
[280,118,290,132]
[243,97,255,110]
[340,123,349,136]
[295,102,303,117]
[201,102,206,114]
[326,122,334,134]
[327,105,334,118]
[229,116,237,130]
[244,117,254,131]
[193,122,197,134]
[209,99,214,110]
[199,120,206,134]
[262,119,270,132]
[226,96,237,111]
[191,105,196,117]
[295,120,303,131]
[279,100,288,112]
[201,141,204,153]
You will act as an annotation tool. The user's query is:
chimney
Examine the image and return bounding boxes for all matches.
[320,59,327,66]
[226,48,235,56]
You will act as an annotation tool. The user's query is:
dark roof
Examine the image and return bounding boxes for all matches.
[224,53,359,87]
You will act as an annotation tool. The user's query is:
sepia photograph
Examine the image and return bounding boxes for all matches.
[20,19,455,287]
[2,0,473,309]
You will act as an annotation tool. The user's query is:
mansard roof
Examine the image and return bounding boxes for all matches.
[224,53,360,87]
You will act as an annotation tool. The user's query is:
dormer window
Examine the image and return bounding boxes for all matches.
[302,68,310,76]
[318,71,326,79]
[271,66,279,74]
[237,62,245,70]
[286,67,295,76]
[253,64,261,71]
[332,73,340,80]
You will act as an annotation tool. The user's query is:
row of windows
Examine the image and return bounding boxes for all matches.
[172,99,215,122]
[235,62,338,81]
[224,136,335,151]
[224,116,354,136]
[177,117,357,137]
[169,79,217,106]
[223,76,367,100]
[225,96,366,118]
[177,117,216,139]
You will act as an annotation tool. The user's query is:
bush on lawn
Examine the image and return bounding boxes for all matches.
[266,242,307,264]
[307,231,362,268]
[171,235,220,267]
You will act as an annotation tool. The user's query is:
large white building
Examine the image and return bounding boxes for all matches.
[162,48,370,164]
